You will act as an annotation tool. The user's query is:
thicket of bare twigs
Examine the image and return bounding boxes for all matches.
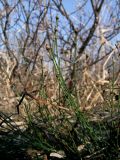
[0,0,120,159]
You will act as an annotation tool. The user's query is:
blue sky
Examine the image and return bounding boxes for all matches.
[62,0,92,15]
[62,0,75,13]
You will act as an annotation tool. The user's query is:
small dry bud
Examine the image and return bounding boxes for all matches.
[54,28,58,32]
[60,48,64,54]
[56,15,59,20]
[74,28,79,34]
[46,44,51,51]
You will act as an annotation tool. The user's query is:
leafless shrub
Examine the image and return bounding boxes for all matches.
[0,0,120,116]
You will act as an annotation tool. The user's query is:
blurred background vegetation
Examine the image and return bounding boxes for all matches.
[0,0,120,159]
